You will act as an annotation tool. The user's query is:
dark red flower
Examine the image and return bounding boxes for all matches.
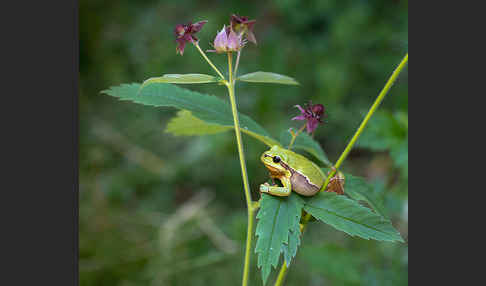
[291,101,325,134]
[174,20,208,55]
[230,14,257,44]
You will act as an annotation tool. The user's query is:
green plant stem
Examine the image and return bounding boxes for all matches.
[234,50,241,79]
[226,52,255,286]
[194,43,226,80]
[333,53,408,170]
[275,262,288,285]
[272,52,408,286]
[287,125,306,150]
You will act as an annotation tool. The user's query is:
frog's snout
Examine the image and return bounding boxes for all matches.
[260,152,266,163]
[261,152,273,164]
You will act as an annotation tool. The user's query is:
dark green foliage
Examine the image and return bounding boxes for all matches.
[357,111,408,152]
[357,111,408,179]
[301,244,363,285]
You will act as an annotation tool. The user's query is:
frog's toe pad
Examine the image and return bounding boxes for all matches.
[259,183,270,193]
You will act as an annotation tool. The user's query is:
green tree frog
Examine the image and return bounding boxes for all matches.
[259,145,326,197]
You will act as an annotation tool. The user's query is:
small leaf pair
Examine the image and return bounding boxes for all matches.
[139,71,299,90]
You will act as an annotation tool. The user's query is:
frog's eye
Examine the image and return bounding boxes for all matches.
[272,156,281,163]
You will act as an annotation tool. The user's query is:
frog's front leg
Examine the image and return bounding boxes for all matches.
[259,176,292,197]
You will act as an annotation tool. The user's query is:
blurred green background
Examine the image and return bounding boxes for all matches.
[80,0,408,285]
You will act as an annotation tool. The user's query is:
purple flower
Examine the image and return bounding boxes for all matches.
[230,14,257,44]
[174,20,208,55]
[207,26,245,53]
[291,101,325,134]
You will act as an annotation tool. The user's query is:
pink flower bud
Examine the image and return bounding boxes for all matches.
[227,29,241,51]
[208,26,244,53]
[213,26,229,53]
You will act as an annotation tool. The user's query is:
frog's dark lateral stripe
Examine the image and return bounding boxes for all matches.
[279,161,320,196]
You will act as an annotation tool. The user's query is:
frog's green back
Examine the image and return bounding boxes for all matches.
[275,146,325,187]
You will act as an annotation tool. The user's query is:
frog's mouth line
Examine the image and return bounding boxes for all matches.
[264,164,284,175]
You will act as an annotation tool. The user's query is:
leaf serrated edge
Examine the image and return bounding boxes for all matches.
[102,83,281,146]
[304,193,404,242]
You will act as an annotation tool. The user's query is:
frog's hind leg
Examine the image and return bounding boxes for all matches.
[260,177,292,197]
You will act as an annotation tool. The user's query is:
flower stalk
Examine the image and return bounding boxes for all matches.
[186,16,257,286]
[233,50,241,79]
[273,52,408,286]
[287,125,306,150]
[194,42,226,80]
[225,52,256,286]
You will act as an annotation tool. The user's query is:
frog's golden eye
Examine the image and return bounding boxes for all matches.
[272,156,281,163]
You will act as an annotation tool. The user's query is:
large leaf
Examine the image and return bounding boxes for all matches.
[101,83,280,146]
[344,174,388,219]
[237,71,299,85]
[140,74,219,90]
[255,193,304,285]
[166,110,280,147]
[304,192,403,242]
[280,130,331,166]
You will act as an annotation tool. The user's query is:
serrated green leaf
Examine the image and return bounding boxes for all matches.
[304,192,403,242]
[237,71,299,85]
[101,83,280,147]
[166,110,280,146]
[281,219,301,267]
[140,74,219,89]
[255,194,304,285]
[280,130,331,166]
[281,195,304,267]
[344,174,388,219]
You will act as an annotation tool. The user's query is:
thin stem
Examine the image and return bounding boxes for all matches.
[242,208,255,286]
[233,50,242,80]
[274,262,288,286]
[272,53,408,286]
[194,42,226,80]
[226,52,255,286]
[333,53,408,170]
[287,125,306,150]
